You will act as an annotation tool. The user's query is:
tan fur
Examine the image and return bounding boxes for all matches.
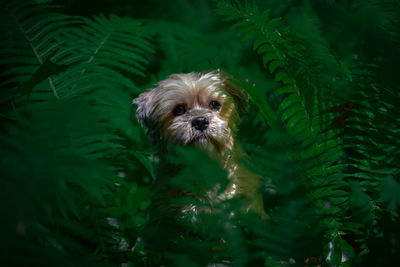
[133,70,266,218]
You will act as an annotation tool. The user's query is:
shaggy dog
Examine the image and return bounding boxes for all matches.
[133,70,266,219]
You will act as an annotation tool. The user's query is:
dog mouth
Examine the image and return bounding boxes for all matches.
[188,135,210,146]
[187,134,224,153]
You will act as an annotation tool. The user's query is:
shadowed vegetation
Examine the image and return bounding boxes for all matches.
[1,0,399,266]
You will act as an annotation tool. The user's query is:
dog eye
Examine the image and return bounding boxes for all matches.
[209,100,221,111]
[173,104,186,116]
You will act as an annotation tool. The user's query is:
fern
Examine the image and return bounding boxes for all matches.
[1,0,399,266]
[0,0,154,265]
[215,0,400,265]
[0,0,78,99]
[214,0,389,264]
[216,0,346,195]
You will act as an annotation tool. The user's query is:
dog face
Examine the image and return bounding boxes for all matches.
[133,71,248,155]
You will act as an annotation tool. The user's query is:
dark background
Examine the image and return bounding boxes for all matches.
[1,0,399,266]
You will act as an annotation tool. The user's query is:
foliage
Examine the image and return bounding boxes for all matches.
[1,0,399,266]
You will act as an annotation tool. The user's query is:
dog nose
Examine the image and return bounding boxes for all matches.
[192,117,209,131]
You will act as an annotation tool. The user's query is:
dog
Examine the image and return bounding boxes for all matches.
[133,70,266,219]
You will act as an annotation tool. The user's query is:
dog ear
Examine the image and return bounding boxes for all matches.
[132,89,161,142]
[218,70,249,113]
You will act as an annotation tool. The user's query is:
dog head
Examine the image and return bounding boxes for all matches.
[133,71,248,155]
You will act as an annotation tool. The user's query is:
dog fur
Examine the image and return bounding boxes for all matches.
[133,70,266,218]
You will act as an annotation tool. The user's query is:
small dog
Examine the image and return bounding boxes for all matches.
[133,70,266,218]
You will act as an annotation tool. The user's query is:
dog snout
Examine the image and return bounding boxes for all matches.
[191,117,209,131]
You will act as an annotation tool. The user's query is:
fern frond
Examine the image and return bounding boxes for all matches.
[0,1,155,265]
[215,1,359,262]
[66,14,153,76]
[0,1,80,97]
[344,83,400,191]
